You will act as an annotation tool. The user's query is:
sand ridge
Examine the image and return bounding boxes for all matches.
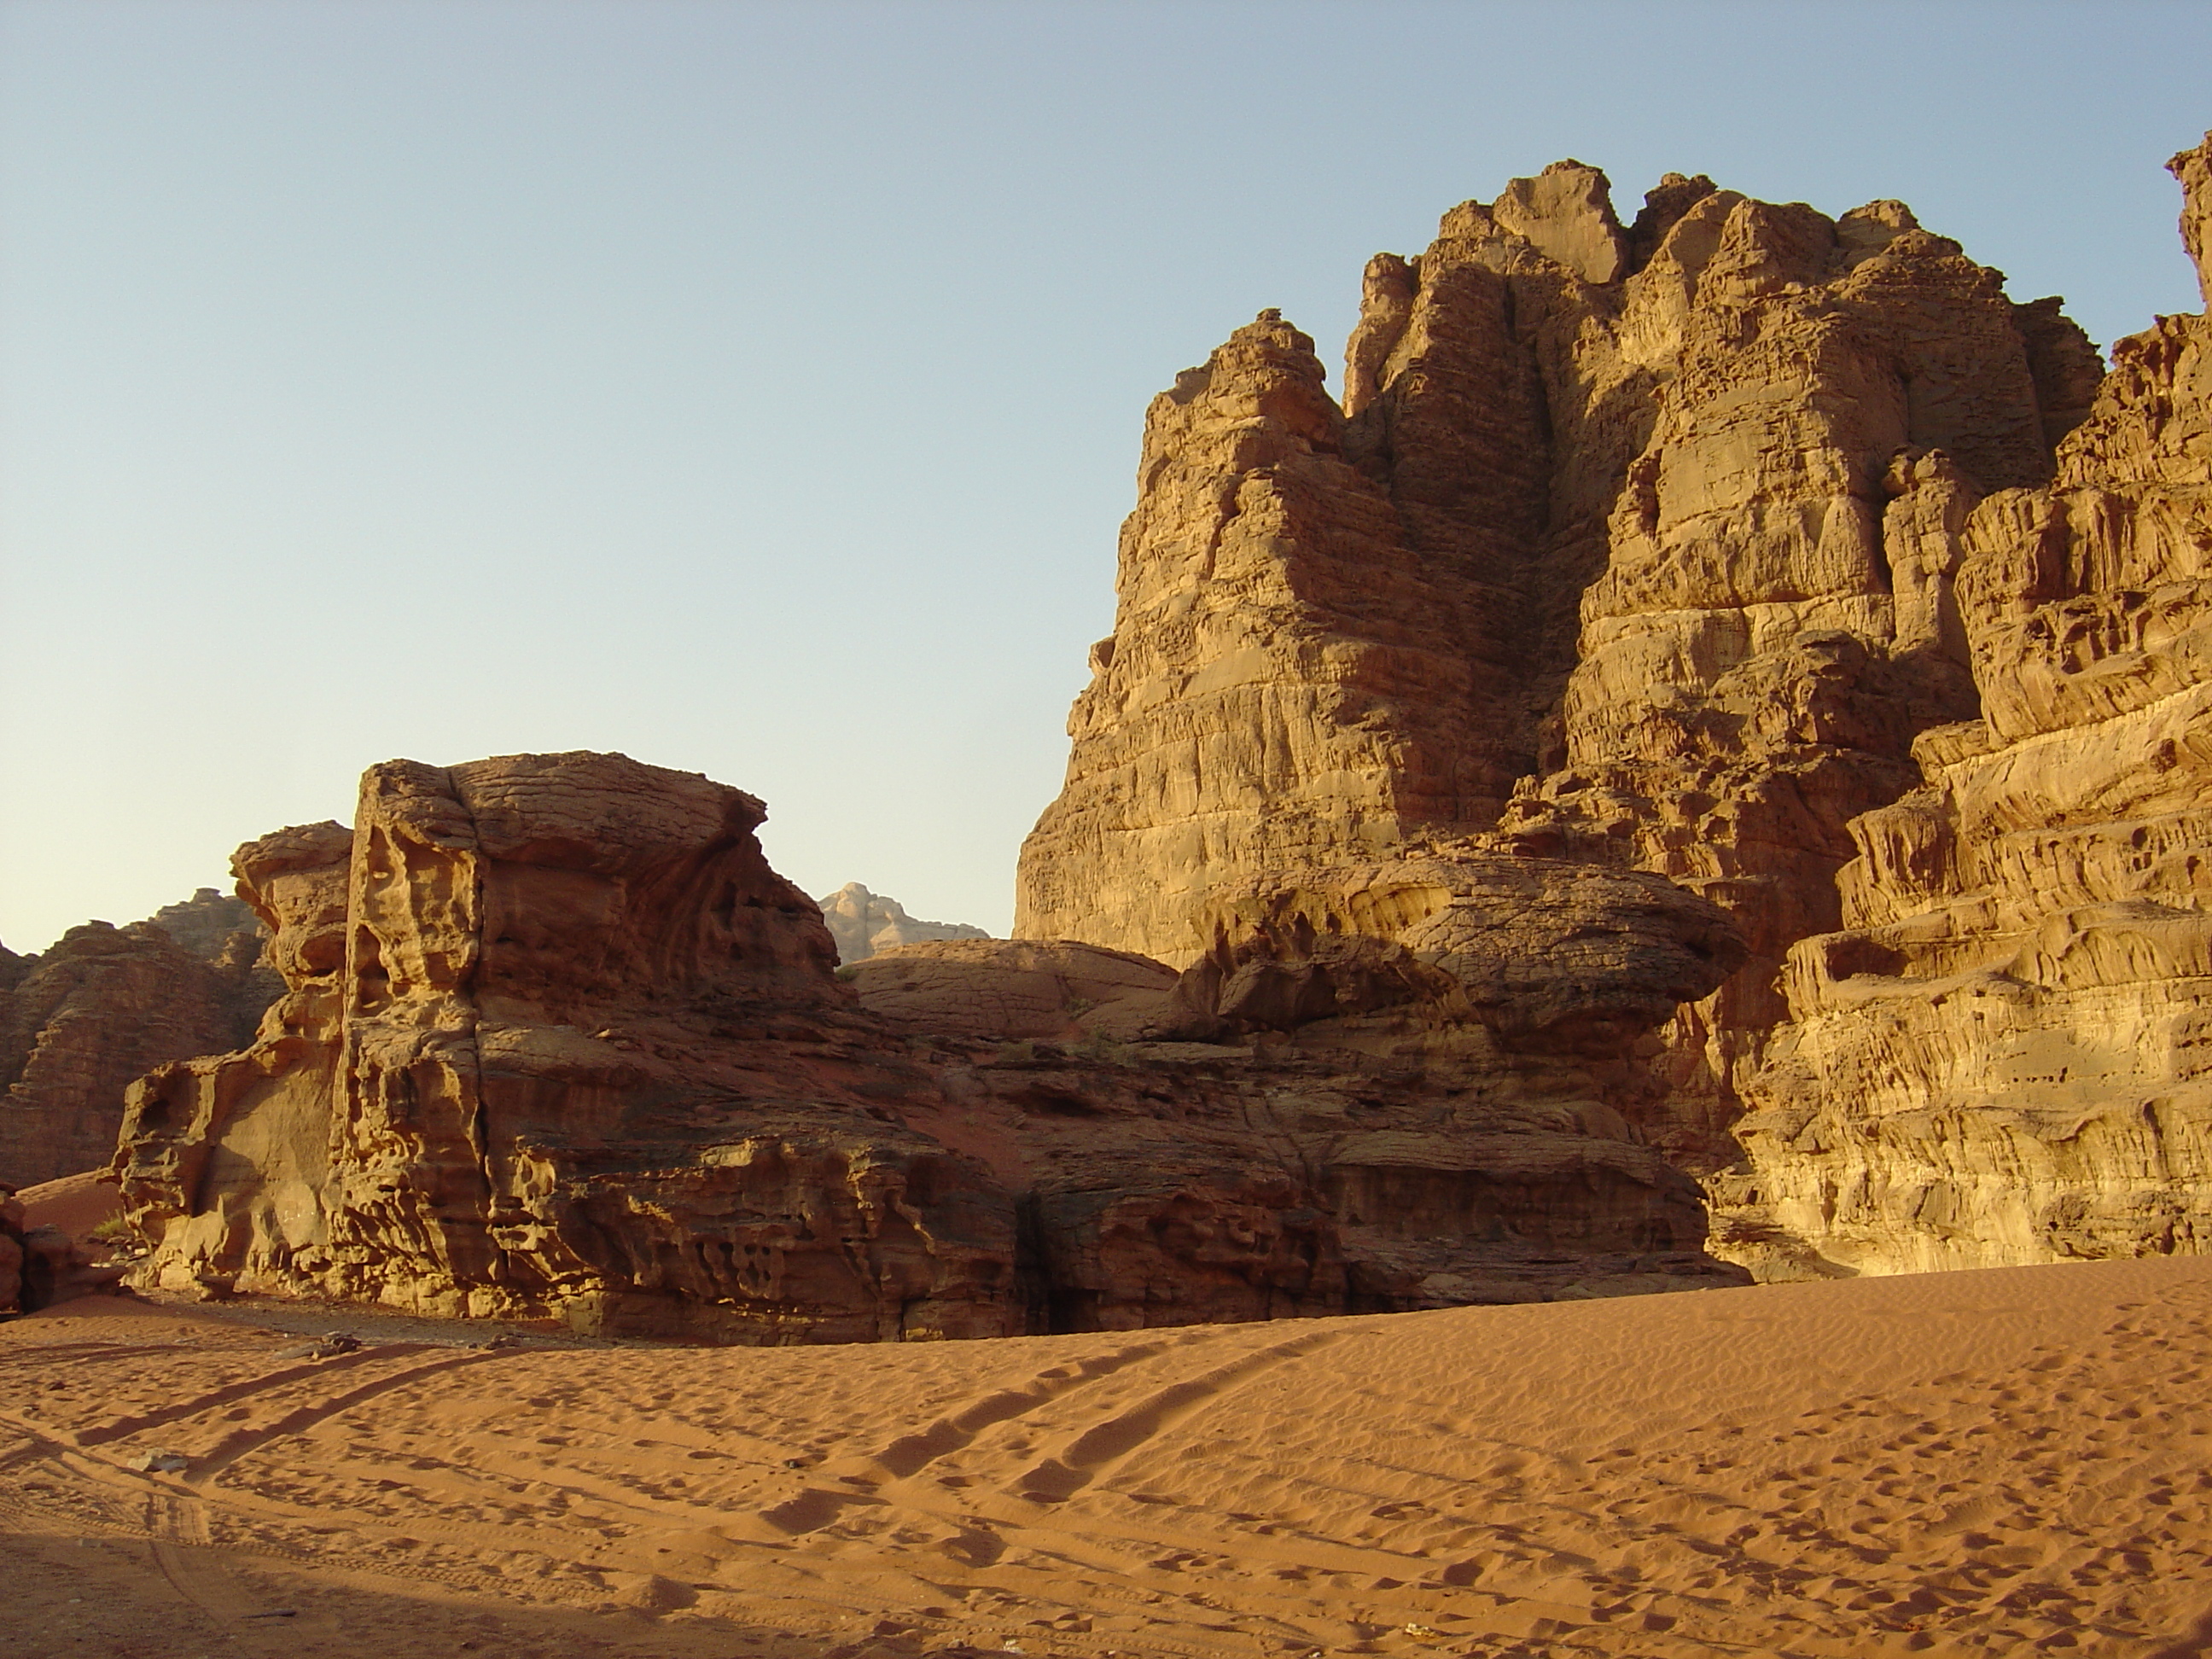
[4,1260,2212,1656]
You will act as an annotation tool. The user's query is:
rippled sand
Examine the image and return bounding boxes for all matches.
[5,1240,2211,1656]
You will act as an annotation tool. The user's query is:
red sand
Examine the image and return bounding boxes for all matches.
[4,1257,2211,1656]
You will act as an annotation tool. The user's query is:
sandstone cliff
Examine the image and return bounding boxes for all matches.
[817,882,988,963]
[1717,132,2212,1277]
[1017,162,2086,1040]
[1013,147,2145,1233]
[0,908,276,1190]
[114,751,1749,1338]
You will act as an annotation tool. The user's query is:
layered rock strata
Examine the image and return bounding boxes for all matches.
[857,851,1751,1317]
[116,751,1748,1339]
[1720,133,2212,1276]
[818,882,988,963]
[1016,150,2122,1205]
[1,911,276,1189]
[117,755,1018,1342]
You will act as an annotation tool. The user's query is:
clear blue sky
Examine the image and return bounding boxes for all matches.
[3,0,2207,952]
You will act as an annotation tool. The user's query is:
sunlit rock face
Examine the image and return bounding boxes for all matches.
[1718,132,2212,1278]
[114,750,1751,1340]
[2,899,276,1190]
[1016,155,2097,1185]
[1012,140,2212,1284]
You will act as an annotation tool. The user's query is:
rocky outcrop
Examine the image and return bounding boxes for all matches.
[817,883,988,963]
[117,755,1018,1342]
[1719,132,2212,1278]
[1015,309,1508,962]
[1018,162,2083,1037]
[115,751,1749,1339]
[1016,149,2126,1207]
[2175,131,2212,308]
[1,911,276,1190]
[857,851,1751,1318]
[842,938,1202,1044]
[144,888,263,960]
[0,1181,118,1314]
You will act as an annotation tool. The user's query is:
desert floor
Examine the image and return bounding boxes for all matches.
[3,1230,2210,1659]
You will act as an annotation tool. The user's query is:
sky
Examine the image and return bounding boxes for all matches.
[3,0,2209,954]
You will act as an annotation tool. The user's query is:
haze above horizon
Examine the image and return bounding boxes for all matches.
[3,0,2208,953]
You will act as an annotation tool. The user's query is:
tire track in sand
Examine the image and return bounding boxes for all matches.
[75,1342,453,1448]
[1004,1326,1350,1504]
[183,1348,509,1484]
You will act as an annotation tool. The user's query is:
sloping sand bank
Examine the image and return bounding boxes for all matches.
[4,1259,2209,1658]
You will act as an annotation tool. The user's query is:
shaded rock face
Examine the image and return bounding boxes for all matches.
[1014,149,2122,1197]
[1720,132,2212,1278]
[1,906,276,1189]
[1183,852,1746,1056]
[848,859,1750,1320]
[117,752,1749,1340]
[0,1179,121,1314]
[817,882,988,964]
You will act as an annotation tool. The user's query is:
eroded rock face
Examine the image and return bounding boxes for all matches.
[117,752,1749,1338]
[842,938,1204,1044]
[119,754,1020,1342]
[1,914,274,1190]
[818,882,988,964]
[145,888,263,961]
[1721,132,2212,1277]
[1014,148,2106,1183]
[1015,311,1506,963]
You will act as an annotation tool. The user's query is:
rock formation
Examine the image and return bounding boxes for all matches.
[817,882,988,963]
[1017,162,2086,1024]
[116,756,1018,1342]
[114,750,1749,1339]
[1717,132,2212,1276]
[1,905,276,1189]
[0,1179,118,1314]
[1016,143,2212,1278]
[841,937,1200,1044]
[144,887,263,959]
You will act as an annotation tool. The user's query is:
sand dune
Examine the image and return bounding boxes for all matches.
[5,1259,2212,1657]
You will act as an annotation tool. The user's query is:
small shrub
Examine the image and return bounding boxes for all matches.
[1070,1033,1132,1065]
[834,966,859,983]
[87,1215,135,1245]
